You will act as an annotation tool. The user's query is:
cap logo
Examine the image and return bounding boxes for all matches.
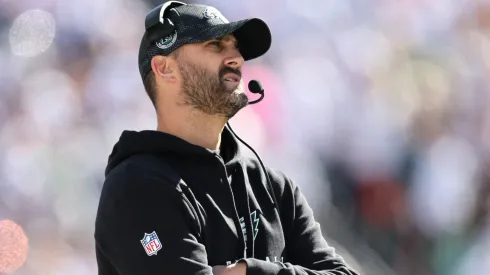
[156,31,177,50]
[203,7,229,23]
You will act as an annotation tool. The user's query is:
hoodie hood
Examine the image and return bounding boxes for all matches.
[105,125,241,176]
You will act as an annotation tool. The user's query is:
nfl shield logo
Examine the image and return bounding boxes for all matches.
[140,231,162,256]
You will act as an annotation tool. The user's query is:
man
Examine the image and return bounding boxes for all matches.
[94,1,360,275]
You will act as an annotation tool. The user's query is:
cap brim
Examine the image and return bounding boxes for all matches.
[190,18,271,61]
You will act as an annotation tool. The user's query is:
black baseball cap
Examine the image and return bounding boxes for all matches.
[138,1,272,81]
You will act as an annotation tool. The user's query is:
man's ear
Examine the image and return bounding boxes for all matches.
[151,55,176,83]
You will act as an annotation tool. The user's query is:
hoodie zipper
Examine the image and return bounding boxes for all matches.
[231,164,255,258]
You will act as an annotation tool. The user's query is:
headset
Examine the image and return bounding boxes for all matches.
[144,1,186,42]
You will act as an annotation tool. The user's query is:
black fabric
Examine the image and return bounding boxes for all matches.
[94,126,360,275]
[138,2,272,81]
[230,165,255,258]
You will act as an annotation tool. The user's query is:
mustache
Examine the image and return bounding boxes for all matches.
[219,66,242,80]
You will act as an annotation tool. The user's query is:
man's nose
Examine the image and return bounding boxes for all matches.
[224,48,244,69]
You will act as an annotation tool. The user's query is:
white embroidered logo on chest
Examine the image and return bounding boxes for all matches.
[239,210,260,243]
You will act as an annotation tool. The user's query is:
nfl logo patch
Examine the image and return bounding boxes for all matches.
[140,231,162,256]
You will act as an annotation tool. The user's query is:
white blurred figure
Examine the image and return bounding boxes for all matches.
[9,9,56,58]
[410,135,480,237]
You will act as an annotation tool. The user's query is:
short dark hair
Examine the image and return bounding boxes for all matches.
[142,49,182,109]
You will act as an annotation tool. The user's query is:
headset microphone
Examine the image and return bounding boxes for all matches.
[226,79,280,215]
[248,80,264,105]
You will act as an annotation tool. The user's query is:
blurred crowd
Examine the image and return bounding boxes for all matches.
[1,0,490,274]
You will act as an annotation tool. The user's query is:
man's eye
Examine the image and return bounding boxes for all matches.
[208,41,221,47]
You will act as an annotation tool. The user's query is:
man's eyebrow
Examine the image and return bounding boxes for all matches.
[215,36,239,47]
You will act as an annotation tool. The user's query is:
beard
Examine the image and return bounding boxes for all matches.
[177,60,249,118]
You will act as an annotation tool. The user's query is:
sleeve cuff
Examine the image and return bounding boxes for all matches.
[238,258,282,275]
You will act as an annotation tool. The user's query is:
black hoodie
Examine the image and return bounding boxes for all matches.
[94,126,360,275]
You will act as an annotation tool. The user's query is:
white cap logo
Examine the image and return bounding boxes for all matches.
[203,7,229,23]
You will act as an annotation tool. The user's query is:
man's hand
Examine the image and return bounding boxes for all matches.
[212,262,247,275]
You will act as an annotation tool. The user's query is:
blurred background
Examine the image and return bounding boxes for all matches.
[1,0,490,274]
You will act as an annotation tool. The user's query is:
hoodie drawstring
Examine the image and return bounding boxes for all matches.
[230,165,255,258]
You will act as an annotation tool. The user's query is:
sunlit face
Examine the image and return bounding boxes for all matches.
[175,34,248,118]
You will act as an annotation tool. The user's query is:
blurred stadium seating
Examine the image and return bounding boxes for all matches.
[1,0,490,274]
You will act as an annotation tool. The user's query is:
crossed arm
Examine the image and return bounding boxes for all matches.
[95,173,360,275]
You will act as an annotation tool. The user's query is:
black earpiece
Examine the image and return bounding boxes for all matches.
[144,1,186,42]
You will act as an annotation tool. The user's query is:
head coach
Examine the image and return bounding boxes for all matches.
[94,1,360,275]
